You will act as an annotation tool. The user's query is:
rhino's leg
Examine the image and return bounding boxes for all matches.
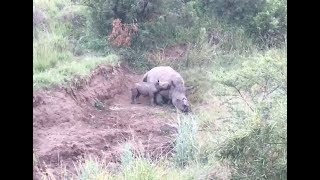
[135,91,142,104]
[131,88,137,104]
[131,88,141,104]
[149,92,156,106]
[155,93,164,105]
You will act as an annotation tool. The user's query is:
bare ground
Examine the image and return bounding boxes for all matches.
[33,64,179,178]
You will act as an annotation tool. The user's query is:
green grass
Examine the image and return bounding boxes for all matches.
[120,159,164,180]
[172,114,199,167]
[34,44,286,180]
[218,119,287,179]
[33,31,73,72]
[33,0,286,179]
[34,0,112,91]
[33,54,119,90]
[33,0,74,72]
[34,43,286,180]
[189,47,286,179]
[34,0,72,16]
[75,156,112,180]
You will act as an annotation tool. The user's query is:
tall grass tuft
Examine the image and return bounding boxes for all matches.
[74,155,112,180]
[173,114,199,167]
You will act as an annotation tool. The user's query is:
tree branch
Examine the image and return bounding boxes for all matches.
[230,84,254,112]
[262,85,280,101]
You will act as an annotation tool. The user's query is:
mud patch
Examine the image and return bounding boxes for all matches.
[33,64,178,178]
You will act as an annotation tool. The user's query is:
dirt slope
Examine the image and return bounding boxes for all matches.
[33,64,178,178]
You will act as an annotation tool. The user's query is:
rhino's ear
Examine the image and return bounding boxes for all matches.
[143,74,148,82]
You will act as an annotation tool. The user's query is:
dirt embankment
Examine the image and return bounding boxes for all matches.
[33,64,179,178]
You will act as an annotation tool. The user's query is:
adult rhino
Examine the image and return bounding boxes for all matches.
[142,66,190,113]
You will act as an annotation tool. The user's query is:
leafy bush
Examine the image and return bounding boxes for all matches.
[218,118,287,179]
[202,0,264,24]
[81,0,163,36]
[80,0,212,52]
[57,4,89,30]
[208,48,287,179]
[201,0,287,47]
[251,0,287,47]
[117,48,153,72]
[213,49,287,104]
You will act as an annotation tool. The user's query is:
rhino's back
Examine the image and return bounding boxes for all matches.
[143,66,184,85]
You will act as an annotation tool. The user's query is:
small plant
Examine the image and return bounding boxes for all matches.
[120,142,135,170]
[94,100,105,110]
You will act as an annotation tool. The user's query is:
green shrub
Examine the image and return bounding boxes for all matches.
[117,48,153,72]
[209,48,287,179]
[251,0,287,47]
[211,49,287,108]
[218,118,287,179]
[81,0,163,36]
[205,0,266,25]
[201,0,287,47]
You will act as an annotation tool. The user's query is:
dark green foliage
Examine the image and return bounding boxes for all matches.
[200,0,287,47]
[250,0,287,47]
[218,122,287,179]
[81,0,163,36]
[203,0,266,24]
[210,49,287,179]
[117,48,153,72]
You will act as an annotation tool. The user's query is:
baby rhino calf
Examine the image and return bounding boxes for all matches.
[131,80,170,106]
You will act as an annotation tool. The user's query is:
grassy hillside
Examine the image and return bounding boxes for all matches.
[33,0,287,179]
[33,0,119,90]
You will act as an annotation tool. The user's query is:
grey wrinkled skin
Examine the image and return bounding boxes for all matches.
[131,81,170,106]
[142,66,191,113]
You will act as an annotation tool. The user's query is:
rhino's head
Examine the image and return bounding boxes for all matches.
[155,80,171,91]
[172,93,190,113]
[170,81,190,113]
